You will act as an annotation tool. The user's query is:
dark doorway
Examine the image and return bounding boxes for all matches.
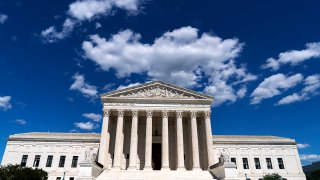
[152,143,161,170]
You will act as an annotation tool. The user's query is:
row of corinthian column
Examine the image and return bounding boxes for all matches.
[98,109,214,171]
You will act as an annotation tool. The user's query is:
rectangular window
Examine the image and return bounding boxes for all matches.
[278,158,285,169]
[21,155,28,167]
[71,156,78,168]
[33,155,41,167]
[56,178,61,180]
[243,158,249,169]
[231,157,237,168]
[254,158,261,169]
[70,178,74,180]
[59,156,66,167]
[266,158,273,169]
[46,155,53,167]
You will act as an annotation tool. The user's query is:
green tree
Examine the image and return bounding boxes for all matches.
[306,169,320,180]
[0,164,48,180]
[263,173,283,180]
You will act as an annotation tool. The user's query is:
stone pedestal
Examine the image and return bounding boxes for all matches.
[209,162,238,180]
[76,161,103,180]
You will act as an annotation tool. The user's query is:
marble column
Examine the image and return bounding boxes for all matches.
[204,111,214,167]
[162,110,169,170]
[144,110,153,170]
[190,111,201,170]
[98,109,110,168]
[128,110,139,170]
[176,111,185,170]
[113,110,124,169]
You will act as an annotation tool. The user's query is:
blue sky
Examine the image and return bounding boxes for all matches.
[0,0,319,165]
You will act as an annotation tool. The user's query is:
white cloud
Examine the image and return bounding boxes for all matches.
[277,74,320,105]
[277,93,302,105]
[74,121,98,130]
[95,22,102,29]
[237,87,247,98]
[0,13,8,24]
[68,0,138,21]
[262,42,320,70]
[250,73,303,104]
[303,74,320,94]
[297,143,310,149]
[82,26,256,106]
[16,119,26,125]
[70,74,98,98]
[41,18,77,43]
[41,0,139,43]
[0,96,12,111]
[117,82,141,90]
[82,113,102,122]
[300,154,320,162]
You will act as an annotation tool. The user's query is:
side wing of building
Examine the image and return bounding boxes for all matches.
[212,135,306,180]
[1,132,100,180]
[1,133,306,180]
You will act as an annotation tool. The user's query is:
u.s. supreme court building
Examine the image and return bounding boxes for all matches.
[1,81,306,180]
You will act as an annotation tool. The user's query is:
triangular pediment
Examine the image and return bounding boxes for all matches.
[101,81,213,100]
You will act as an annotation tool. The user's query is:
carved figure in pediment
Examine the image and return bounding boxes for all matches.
[119,86,194,98]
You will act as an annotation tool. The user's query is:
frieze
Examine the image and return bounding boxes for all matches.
[104,103,209,108]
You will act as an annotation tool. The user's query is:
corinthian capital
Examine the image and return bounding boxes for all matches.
[204,111,211,119]
[103,109,110,117]
[132,110,139,117]
[117,109,124,117]
[176,111,183,119]
[162,110,169,118]
[146,110,153,118]
[190,111,197,119]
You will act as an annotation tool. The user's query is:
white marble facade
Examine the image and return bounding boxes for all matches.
[1,81,306,180]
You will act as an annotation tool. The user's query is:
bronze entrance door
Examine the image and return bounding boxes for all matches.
[152,143,161,170]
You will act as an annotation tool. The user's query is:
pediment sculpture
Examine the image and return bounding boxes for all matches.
[119,86,195,99]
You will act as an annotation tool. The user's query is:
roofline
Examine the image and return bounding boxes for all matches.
[100,81,214,100]
[212,135,296,145]
[7,132,101,143]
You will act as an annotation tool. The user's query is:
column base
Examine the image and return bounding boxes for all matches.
[127,166,138,171]
[143,166,153,171]
[176,167,186,171]
[161,166,170,171]
[192,167,202,171]
[110,166,122,171]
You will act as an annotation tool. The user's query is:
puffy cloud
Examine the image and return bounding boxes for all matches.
[250,73,303,104]
[41,0,139,43]
[297,143,310,149]
[16,119,26,125]
[41,18,76,43]
[68,0,138,21]
[117,82,141,90]
[82,113,102,122]
[300,154,320,162]
[237,87,247,98]
[303,74,320,94]
[277,93,302,105]
[0,13,8,24]
[74,121,98,130]
[83,26,256,106]
[277,74,320,105]
[70,74,98,98]
[0,96,12,111]
[262,42,320,70]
